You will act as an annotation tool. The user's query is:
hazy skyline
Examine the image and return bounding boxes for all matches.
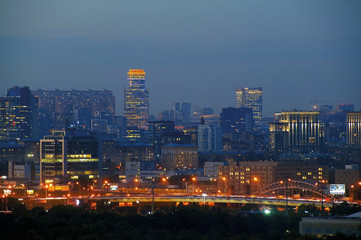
[1,0,360,117]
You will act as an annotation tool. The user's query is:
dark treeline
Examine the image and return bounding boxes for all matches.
[1,200,361,240]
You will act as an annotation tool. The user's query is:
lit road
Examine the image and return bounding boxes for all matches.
[19,195,337,208]
[88,195,334,208]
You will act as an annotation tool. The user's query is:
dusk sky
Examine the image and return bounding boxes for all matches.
[1,0,360,117]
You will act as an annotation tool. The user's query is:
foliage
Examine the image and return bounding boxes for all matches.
[0,203,360,240]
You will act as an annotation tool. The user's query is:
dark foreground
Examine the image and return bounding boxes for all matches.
[1,201,361,240]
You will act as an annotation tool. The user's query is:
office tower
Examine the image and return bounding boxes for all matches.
[347,112,361,148]
[269,111,322,155]
[168,102,191,123]
[236,87,263,125]
[146,121,175,156]
[0,86,38,141]
[40,129,101,183]
[161,144,198,170]
[269,122,289,157]
[181,102,191,123]
[124,69,149,138]
[198,124,223,152]
[170,102,181,121]
[220,107,253,140]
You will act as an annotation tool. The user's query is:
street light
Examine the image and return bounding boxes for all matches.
[201,193,207,205]
[151,178,155,214]
[252,177,260,196]
[45,184,49,198]
[320,180,325,215]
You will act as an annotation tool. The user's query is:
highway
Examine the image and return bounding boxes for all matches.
[18,194,339,209]
[85,195,334,207]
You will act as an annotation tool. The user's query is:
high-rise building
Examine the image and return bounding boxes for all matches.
[347,112,361,149]
[166,102,191,123]
[40,129,101,183]
[269,111,322,155]
[181,102,191,123]
[198,124,223,152]
[146,121,175,156]
[161,144,198,170]
[124,69,149,138]
[220,107,253,140]
[0,86,38,140]
[236,87,263,125]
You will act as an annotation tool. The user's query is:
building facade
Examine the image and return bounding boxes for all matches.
[347,112,361,149]
[198,124,223,152]
[218,161,277,195]
[124,69,149,138]
[40,129,101,183]
[220,107,253,140]
[269,111,323,155]
[236,87,263,125]
[161,144,198,170]
[0,86,38,140]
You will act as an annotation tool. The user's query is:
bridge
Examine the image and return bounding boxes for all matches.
[19,195,332,210]
[254,180,329,198]
[89,195,331,207]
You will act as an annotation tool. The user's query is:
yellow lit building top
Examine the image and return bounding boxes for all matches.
[128,69,145,79]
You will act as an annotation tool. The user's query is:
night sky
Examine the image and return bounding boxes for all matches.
[1,0,360,117]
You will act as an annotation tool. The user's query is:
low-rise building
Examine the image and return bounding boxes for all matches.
[218,161,277,195]
[161,144,198,170]
[300,212,361,237]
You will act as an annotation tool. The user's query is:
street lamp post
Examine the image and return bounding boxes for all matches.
[151,178,155,214]
[285,180,288,217]
[320,180,325,215]
[202,193,207,205]
[45,184,48,198]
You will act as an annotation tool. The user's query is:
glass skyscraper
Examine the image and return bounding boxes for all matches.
[124,69,149,138]
[0,86,38,141]
[236,87,263,126]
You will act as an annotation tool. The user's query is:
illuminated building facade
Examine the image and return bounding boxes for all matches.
[236,87,263,125]
[161,144,198,170]
[0,86,38,140]
[218,160,328,195]
[124,69,149,138]
[269,111,322,155]
[218,161,277,195]
[274,161,328,183]
[347,112,361,148]
[40,129,101,183]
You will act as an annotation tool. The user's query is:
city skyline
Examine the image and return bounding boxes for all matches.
[1,1,360,116]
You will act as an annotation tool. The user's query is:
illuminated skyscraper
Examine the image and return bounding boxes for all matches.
[40,129,101,183]
[269,111,322,156]
[347,112,361,148]
[236,87,262,125]
[124,69,149,138]
[0,86,38,140]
